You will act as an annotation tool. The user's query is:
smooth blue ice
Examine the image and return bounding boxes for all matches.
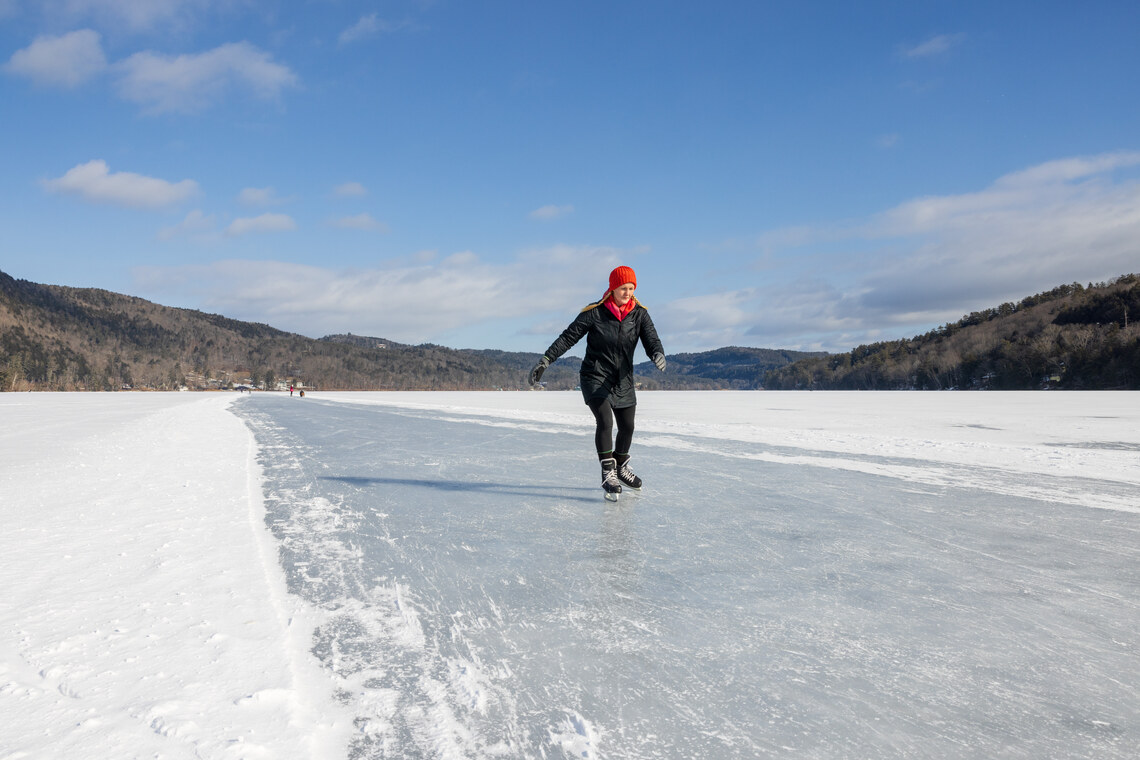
[234,395,1139,759]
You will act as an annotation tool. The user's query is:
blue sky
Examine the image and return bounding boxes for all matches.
[3,1,1139,354]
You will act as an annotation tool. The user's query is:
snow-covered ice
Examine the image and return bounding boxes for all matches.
[1,393,353,759]
[2,390,1138,758]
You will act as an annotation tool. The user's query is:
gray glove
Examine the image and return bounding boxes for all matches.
[652,352,666,372]
[529,356,551,386]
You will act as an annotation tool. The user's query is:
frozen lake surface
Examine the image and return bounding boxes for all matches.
[232,391,1140,759]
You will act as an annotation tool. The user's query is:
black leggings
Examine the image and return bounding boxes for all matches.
[587,399,636,458]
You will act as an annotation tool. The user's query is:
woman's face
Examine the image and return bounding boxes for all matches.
[612,282,636,306]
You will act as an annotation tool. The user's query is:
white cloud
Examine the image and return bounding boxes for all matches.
[4,31,297,114]
[132,245,635,343]
[114,42,298,114]
[226,213,296,236]
[41,0,206,32]
[872,152,1140,237]
[667,289,755,335]
[3,29,107,87]
[677,150,1140,352]
[42,159,198,208]
[338,13,415,45]
[900,33,965,59]
[855,151,1140,313]
[995,152,1140,187]
[339,13,383,44]
[334,182,368,197]
[330,213,388,232]
[530,204,574,221]
[238,186,292,206]
[157,209,216,241]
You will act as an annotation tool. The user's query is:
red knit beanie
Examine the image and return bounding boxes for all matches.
[608,265,637,292]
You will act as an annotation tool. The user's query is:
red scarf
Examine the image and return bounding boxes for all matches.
[604,294,636,321]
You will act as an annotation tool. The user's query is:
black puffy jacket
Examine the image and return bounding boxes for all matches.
[543,297,664,408]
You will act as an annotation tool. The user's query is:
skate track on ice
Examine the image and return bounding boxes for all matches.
[233,391,1140,759]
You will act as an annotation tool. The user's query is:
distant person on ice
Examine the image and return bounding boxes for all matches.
[529,265,666,501]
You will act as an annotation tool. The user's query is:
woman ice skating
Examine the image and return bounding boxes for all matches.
[529,265,667,501]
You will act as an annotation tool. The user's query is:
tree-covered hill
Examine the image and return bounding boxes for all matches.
[764,274,1140,390]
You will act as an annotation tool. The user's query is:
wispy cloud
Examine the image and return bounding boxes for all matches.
[42,159,198,209]
[40,0,205,32]
[225,213,296,236]
[115,42,298,114]
[157,209,217,241]
[238,186,292,206]
[3,29,107,87]
[329,213,389,232]
[334,181,368,197]
[530,204,574,221]
[339,13,416,45]
[900,33,965,59]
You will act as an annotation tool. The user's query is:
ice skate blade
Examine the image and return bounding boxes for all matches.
[603,491,620,502]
